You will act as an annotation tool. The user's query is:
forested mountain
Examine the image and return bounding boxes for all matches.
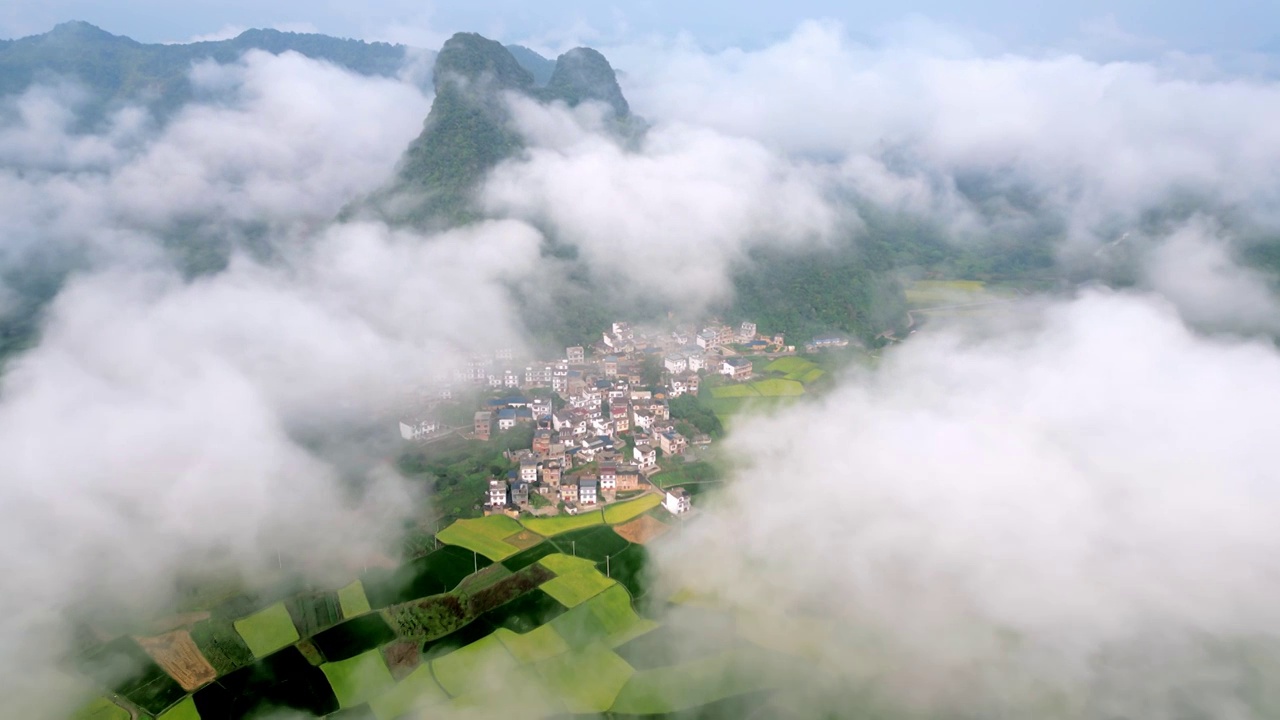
[366,33,637,226]
[0,21,421,124]
[367,32,917,347]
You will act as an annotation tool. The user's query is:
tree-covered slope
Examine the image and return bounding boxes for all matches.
[379,33,536,225]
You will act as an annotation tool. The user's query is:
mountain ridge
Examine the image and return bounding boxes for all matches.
[0,21,422,125]
[369,31,635,226]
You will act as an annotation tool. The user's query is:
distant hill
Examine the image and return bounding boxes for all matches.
[0,21,426,125]
[505,44,555,85]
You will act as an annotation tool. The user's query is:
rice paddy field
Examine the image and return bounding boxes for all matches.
[67,507,786,719]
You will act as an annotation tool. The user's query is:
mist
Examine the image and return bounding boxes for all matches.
[2,13,1280,719]
[648,289,1280,717]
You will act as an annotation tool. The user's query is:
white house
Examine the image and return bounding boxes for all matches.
[398,417,442,441]
[599,464,617,491]
[579,478,599,505]
[634,443,657,469]
[738,321,757,343]
[664,355,688,374]
[721,357,753,381]
[519,458,539,484]
[686,353,705,372]
[664,488,691,515]
[488,480,509,507]
[530,396,553,418]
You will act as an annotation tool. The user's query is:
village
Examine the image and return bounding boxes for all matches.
[398,320,790,520]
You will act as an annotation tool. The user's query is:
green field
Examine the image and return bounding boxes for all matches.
[233,602,300,658]
[368,663,448,720]
[541,569,618,608]
[534,642,636,713]
[705,396,795,416]
[321,649,396,708]
[336,580,372,617]
[610,651,764,714]
[749,378,806,396]
[431,634,520,697]
[762,356,814,375]
[603,494,661,524]
[709,383,760,398]
[539,553,598,575]
[552,584,656,650]
[763,356,826,385]
[436,516,527,560]
[798,367,826,384]
[156,696,199,720]
[521,510,605,536]
[710,378,804,400]
[72,698,130,720]
[494,625,571,664]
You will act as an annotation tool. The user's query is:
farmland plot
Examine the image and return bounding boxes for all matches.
[134,629,217,691]
[321,649,395,708]
[233,602,300,659]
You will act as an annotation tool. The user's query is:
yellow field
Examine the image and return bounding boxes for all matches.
[436,516,527,560]
[603,495,661,524]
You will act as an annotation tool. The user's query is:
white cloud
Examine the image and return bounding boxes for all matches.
[484,96,842,309]
[606,21,1280,239]
[653,289,1280,717]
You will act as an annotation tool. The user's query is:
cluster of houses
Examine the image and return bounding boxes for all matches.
[401,318,785,516]
[475,381,697,516]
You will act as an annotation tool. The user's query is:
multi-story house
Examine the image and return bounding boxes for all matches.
[579,478,599,505]
[634,443,657,469]
[474,411,492,441]
[658,431,687,456]
[616,465,641,491]
[664,488,691,515]
[488,479,508,507]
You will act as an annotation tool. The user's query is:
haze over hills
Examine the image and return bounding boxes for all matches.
[7,15,1280,718]
[0,21,424,124]
[360,31,917,349]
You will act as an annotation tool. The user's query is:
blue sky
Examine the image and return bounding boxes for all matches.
[3,0,1279,56]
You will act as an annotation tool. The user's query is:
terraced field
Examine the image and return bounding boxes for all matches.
[67,506,780,718]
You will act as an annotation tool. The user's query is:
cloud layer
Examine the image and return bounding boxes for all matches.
[655,289,1280,717]
[4,18,1280,719]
